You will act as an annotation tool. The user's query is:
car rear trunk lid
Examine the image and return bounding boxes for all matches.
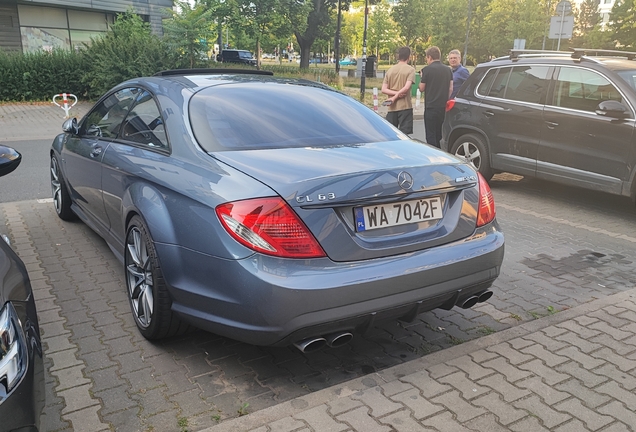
[212,140,482,261]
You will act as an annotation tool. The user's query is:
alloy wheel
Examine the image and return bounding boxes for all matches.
[50,157,62,214]
[455,141,482,170]
[126,227,154,328]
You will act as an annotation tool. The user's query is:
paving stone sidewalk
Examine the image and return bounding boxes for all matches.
[0,102,91,141]
[204,288,636,431]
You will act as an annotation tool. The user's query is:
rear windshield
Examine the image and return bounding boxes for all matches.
[189,82,401,151]
[616,69,636,90]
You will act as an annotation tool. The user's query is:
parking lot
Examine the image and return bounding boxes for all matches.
[2,103,636,431]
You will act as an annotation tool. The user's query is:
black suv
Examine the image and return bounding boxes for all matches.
[218,49,257,66]
[442,49,636,201]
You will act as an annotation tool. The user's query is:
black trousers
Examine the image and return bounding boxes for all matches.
[424,106,445,148]
[386,108,413,135]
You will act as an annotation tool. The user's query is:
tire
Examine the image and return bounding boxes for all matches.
[450,133,494,180]
[125,215,188,340]
[50,155,76,221]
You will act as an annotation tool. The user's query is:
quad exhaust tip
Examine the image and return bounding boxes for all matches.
[459,290,493,309]
[326,332,353,348]
[294,332,354,353]
[293,337,327,353]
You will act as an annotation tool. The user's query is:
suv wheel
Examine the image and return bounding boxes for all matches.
[451,134,493,180]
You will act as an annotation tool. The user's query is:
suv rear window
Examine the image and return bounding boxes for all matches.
[189,82,401,151]
[617,69,636,90]
[551,67,623,112]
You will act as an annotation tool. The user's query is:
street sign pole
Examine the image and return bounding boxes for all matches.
[557,5,565,50]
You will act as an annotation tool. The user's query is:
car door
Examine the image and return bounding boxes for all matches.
[101,89,170,245]
[62,88,140,231]
[475,65,551,177]
[539,66,636,194]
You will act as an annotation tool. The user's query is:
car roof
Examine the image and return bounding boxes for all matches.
[116,69,332,95]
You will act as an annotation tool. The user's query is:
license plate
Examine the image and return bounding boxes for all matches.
[354,196,443,232]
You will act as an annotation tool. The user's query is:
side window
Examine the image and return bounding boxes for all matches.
[120,91,168,149]
[617,70,636,90]
[477,69,498,96]
[82,88,139,138]
[487,67,511,98]
[551,67,623,112]
[504,66,550,104]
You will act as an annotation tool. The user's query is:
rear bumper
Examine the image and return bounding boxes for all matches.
[157,221,504,346]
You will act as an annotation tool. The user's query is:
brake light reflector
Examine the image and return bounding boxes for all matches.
[476,173,496,227]
[216,197,326,258]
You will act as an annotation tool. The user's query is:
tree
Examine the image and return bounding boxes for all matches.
[479,0,544,56]
[163,1,216,68]
[427,0,470,58]
[239,0,288,67]
[341,8,364,56]
[572,0,614,49]
[368,1,398,57]
[280,0,351,68]
[81,11,172,98]
[391,0,431,49]
[609,0,636,48]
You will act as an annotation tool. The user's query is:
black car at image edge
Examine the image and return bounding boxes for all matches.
[442,48,636,202]
[0,146,45,432]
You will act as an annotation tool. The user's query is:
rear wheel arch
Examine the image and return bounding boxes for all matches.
[121,183,178,245]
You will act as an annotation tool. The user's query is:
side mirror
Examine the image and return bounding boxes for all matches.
[62,117,79,135]
[0,146,21,177]
[596,100,630,119]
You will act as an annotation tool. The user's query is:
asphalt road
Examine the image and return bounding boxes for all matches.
[1,138,53,203]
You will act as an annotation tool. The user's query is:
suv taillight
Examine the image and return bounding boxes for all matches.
[446,99,455,112]
[216,197,326,258]
[476,173,496,227]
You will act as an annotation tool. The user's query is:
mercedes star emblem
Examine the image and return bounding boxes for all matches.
[397,171,414,190]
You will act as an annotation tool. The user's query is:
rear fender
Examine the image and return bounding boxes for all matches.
[121,182,177,245]
[120,181,256,260]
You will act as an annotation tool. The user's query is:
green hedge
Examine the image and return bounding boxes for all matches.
[0,49,87,102]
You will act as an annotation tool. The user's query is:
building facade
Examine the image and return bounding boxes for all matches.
[0,0,172,53]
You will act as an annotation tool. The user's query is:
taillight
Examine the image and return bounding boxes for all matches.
[446,99,455,112]
[476,173,496,227]
[216,197,326,258]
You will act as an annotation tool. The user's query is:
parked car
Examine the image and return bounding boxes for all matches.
[0,146,45,430]
[442,48,636,201]
[217,49,257,66]
[50,69,504,352]
[339,56,357,66]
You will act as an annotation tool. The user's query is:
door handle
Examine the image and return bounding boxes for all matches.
[90,147,103,158]
[545,121,559,129]
[483,111,495,117]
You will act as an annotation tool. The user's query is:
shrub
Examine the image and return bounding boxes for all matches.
[80,11,181,99]
[0,49,85,101]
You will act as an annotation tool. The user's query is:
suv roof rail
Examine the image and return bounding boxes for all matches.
[508,48,636,63]
[154,68,273,77]
[509,49,570,60]
[570,48,636,60]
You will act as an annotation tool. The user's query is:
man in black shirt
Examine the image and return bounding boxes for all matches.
[418,46,453,148]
